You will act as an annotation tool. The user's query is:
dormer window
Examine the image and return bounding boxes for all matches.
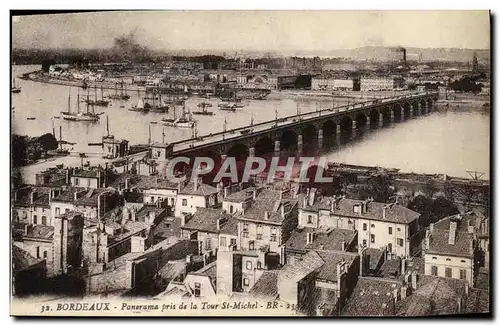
[307,215,313,224]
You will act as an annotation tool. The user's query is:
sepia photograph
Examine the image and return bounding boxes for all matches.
[10,10,491,317]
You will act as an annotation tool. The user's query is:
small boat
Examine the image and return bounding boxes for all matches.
[192,103,214,116]
[197,102,213,108]
[150,121,158,124]
[27,117,36,120]
[218,102,244,111]
[120,105,125,108]
[161,117,196,128]
[130,93,149,113]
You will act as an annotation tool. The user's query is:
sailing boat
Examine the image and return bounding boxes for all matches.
[61,88,102,122]
[106,81,130,100]
[161,101,195,128]
[83,85,109,107]
[145,87,169,113]
[130,89,149,113]
[11,72,21,93]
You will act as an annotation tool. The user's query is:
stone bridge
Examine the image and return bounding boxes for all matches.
[170,91,439,160]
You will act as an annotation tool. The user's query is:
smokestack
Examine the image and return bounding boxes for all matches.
[448,221,457,245]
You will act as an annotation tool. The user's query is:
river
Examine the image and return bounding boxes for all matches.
[12,65,490,183]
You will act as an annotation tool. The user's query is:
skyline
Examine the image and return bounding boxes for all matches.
[12,11,490,52]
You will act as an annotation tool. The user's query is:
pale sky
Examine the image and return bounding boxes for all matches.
[12,11,490,51]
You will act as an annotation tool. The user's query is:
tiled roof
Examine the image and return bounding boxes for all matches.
[223,187,256,203]
[379,258,402,278]
[179,181,218,196]
[74,188,115,207]
[109,173,178,191]
[303,197,420,225]
[410,275,468,315]
[73,169,100,178]
[465,288,490,314]
[365,248,385,271]
[248,270,279,299]
[341,277,403,316]
[285,227,357,252]
[395,294,433,316]
[219,217,238,236]
[236,188,297,224]
[23,225,54,240]
[51,187,87,203]
[315,251,357,282]
[279,250,324,283]
[182,208,233,234]
[427,229,474,258]
[13,186,52,207]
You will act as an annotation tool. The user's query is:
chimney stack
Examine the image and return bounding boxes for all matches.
[448,221,457,245]
[383,206,388,219]
[465,282,469,295]
[280,203,285,217]
[358,246,366,276]
[401,258,406,275]
[24,224,29,235]
[411,271,418,290]
[224,186,229,198]
[401,286,407,299]
[125,177,130,190]
[264,211,270,220]
[253,188,257,200]
[424,230,430,250]
[131,207,137,222]
[393,288,399,304]
[30,190,37,205]
[341,241,346,251]
[430,223,434,232]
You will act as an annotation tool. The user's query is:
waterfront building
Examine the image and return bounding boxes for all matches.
[360,76,405,91]
[311,77,354,91]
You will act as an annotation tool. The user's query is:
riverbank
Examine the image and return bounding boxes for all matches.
[22,71,147,92]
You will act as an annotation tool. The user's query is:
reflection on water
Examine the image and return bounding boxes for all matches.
[13,65,490,183]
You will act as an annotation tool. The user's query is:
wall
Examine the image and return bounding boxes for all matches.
[216,251,234,297]
[424,253,473,286]
[222,201,245,214]
[175,194,207,217]
[50,201,76,225]
[218,233,238,252]
[143,188,177,207]
[15,239,54,277]
[71,177,99,188]
[238,220,281,253]
[356,218,409,257]
[241,255,265,293]
[183,274,216,298]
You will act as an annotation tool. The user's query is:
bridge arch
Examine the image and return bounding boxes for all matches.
[354,112,368,130]
[368,108,379,129]
[420,99,427,114]
[411,101,419,117]
[380,106,392,126]
[226,142,249,161]
[254,136,274,157]
[403,102,411,119]
[280,129,298,152]
[392,105,402,122]
[322,119,336,141]
[302,123,318,145]
[338,115,353,136]
[427,98,434,112]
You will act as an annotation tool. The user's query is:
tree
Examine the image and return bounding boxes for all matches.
[407,195,434,227]
[11,135,28,167]
[37,133,58,151]
[431,196,459,222]
[366,174,394,203]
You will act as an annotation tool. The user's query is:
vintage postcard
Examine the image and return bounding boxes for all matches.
[10,10,490,317]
